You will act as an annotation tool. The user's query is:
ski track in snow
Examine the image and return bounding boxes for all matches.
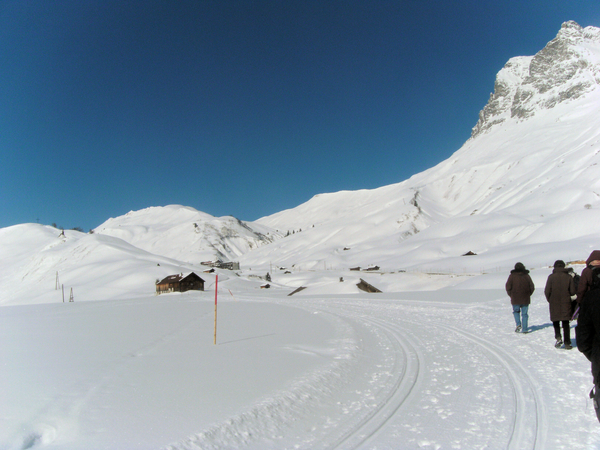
[323,314,423,449]
[165,294,598,450]
[305,300,543,450]
[4,293,599,449]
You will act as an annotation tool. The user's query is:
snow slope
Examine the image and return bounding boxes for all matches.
[0,224,206,305]
[242,21,600,274]
[95,205,280,265]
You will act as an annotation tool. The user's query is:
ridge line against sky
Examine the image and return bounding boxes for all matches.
[1,1,599,231]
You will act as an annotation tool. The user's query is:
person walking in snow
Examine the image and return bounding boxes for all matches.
[505,262,535,333]
[567,267,581,318]
[545,260,576,349]
[576,250,600,305]
[576,266,600,422]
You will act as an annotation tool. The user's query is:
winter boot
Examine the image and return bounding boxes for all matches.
[555,339,563,348]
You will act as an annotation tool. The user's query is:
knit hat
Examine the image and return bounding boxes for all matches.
[554,260,566,268]
[514,262,526,271]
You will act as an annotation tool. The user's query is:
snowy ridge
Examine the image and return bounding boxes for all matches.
[95,205,280,265]
[0,224,207,305]
[243,21,600,273]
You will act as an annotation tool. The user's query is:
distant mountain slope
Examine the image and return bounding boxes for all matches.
[0,224,200,305]
[241,21,600,273]
[3,22,600,305]
[94,205,280,265]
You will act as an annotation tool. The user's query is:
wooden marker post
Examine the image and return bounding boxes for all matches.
[214,275,218,345]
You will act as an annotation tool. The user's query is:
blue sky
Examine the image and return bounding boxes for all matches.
[1,1,599,231]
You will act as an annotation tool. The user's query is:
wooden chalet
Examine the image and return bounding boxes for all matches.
[156,272,205,294]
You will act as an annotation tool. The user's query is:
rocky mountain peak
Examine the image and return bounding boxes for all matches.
[471,21,600,138]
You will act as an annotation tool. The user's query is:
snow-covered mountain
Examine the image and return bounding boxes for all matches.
[94,205,280,265]
[240,21,600,273]
[0,224,200,305]
[0,206,281,305]
[2,21,600,305]
[472,21,600,137]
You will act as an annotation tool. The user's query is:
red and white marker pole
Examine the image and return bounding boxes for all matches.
[214,275,218,345]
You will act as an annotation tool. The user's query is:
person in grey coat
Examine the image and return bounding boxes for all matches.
[545,260,576,349]
[506,262,535,333]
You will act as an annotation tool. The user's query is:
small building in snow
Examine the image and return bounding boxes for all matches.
[156,272,205,294]
[356,278,382,293]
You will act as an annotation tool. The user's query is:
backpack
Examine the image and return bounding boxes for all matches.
[573,273,581,291]
[591,267,600,290]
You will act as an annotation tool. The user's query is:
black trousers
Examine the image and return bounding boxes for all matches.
[553,320,571,344]
[591,384,600,423]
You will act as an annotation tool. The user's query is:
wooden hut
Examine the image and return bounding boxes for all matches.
[356,278,382,293]
[156,272,205,294]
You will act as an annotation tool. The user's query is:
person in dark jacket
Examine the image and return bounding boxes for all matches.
[576,266,600,422]
[506,262,535,333]
[567,267,581,319]
[577,250,600,304]
[545,260,576,349]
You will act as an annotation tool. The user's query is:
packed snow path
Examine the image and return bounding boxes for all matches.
[297,296,547,450]
[2,289,599,449]
[168,290,597,450]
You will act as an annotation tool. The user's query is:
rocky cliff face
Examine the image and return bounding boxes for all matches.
[472,21,600,138]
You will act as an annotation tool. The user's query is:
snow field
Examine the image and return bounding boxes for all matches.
[2,284,600,449]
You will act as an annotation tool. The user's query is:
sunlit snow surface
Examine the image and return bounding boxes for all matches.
[2,283,599,449]
[3,22,600,449]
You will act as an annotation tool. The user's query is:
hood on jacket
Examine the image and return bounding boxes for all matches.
[587,251,600,266]
[511,262,529,274]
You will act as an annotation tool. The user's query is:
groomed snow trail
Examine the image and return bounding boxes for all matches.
[168,291,598,450]
[289,297,547,450]
[3,290,599,449]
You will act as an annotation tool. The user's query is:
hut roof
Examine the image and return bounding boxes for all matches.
[157,272,204,285]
